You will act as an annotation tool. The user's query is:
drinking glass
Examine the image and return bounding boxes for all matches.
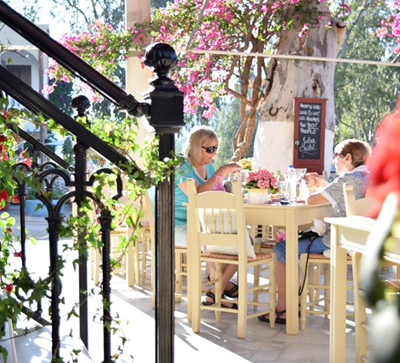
[278,181,291,205]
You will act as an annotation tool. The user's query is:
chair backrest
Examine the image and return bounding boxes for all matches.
[186,178,248,258]
[343,183,374,217]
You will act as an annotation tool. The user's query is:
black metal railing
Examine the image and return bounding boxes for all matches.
[0,1,184,362]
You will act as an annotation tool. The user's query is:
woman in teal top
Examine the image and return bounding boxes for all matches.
[175,126,241,308]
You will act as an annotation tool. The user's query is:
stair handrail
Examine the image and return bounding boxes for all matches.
[0,66,140,174]
[0,0,146,116]
[4,121,71,170]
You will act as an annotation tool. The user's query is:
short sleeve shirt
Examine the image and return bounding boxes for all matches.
[320,165,369,247]
[175,159,215,226]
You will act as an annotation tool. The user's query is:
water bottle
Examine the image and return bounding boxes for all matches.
[212,174,226,192]
[285,165,294,181]
[285,165,296,200]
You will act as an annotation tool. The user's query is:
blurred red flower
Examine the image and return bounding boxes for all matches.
[0,135,7,142]
[12,194,20,203]
[22,158,32,168]
[14,251,22,257]
[367,98,400,217]
[1,284,14,293]
[0,189,9,202]
[0,111,10,119]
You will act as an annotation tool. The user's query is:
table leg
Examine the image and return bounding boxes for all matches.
[285,211,299,335]
[330,224,347,363]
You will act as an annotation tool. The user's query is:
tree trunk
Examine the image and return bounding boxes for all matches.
[254,15,346,173]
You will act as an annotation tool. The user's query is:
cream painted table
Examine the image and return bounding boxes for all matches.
[327,216,400,362]
[326,216,374,363]
[244,202,332,335]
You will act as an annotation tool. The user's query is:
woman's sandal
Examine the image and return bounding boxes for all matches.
[258,305,301,325]
[258,310,286,325]
[207,276,239,299]
[224,282,239,299]
[202,290,238,310]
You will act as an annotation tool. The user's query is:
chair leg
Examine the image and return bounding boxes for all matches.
[134,237,140,285]
[237,264,247,339]
[253,265,261,311]
[352,252,368,362]
[127,237,135,287]
[324,264,331,318]
[311,264,319,311]
[300,254,308,330]
[192,256,202,333]
[215,263,222,322]
[268,255,276,328]
[175,250,182,303]
[94,248,101,285]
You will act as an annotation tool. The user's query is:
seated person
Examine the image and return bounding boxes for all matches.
[175,126,241,308]
[259,139,371,324]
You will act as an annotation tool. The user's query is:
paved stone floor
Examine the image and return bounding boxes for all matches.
[1,204,362,363]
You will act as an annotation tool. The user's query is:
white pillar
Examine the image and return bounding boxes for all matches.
[125,0,154,168]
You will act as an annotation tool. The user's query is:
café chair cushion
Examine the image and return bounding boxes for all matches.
[199,208,256,259]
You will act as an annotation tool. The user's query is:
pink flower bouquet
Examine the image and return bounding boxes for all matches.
[246,168,278,193]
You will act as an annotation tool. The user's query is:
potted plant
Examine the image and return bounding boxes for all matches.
[244,168,278,204]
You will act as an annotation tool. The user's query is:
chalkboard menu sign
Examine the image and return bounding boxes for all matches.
[293,98,326,173]
[297,101,322,159]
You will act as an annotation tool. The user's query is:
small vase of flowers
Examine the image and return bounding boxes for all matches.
[245,168,278,204]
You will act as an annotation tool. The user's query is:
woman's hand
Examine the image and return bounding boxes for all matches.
[216,162,242,177]
[306,172,328,189]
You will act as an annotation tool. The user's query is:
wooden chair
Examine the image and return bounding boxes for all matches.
[299,183,374,330]
[251,224,278,309]
[127,190,155,289]
[187,179,276,338]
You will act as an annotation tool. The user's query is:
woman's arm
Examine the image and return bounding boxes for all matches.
[306,193,329,205]
[178,162,241,195]
[197,162,241,193]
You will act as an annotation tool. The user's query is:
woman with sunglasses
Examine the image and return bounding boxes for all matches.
[258,139,371,324]
[175,126,241,308]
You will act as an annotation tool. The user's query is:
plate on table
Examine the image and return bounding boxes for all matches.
[270,198,280,203]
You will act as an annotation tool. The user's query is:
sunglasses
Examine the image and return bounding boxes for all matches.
[202,145,218,154]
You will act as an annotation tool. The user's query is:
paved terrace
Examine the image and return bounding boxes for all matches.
[1,204,361,363]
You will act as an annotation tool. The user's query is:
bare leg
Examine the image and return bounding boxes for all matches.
[206,263,238,306]
[276,261,286,312]
[208,262,238,292]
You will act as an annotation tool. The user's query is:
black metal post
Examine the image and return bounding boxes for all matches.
[99,212,113,363]
[17,183,27,268]
[155,135,175,362]
[47,216,63,362]
[142,43,184,363]
[72,95,91,349]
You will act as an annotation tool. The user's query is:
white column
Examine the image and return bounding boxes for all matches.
[125,0,154,168]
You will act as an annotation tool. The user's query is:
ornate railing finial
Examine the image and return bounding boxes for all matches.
[143,43,178,80]
[71,95,91,120]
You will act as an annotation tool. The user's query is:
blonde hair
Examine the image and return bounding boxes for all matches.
[334,139,371,168]
[182,126,218,165]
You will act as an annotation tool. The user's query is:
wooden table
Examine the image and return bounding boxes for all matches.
[244,202,332,334]
[326,216,375,363]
